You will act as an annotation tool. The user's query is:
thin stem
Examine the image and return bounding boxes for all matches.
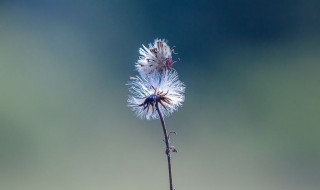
[155,102,174,190]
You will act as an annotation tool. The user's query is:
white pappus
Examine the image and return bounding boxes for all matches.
[127,70,185,120]
[136,39,176,77]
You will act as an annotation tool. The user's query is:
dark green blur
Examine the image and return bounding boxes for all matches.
[1,1,319,190]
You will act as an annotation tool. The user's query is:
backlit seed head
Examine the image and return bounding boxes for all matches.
[127,70,185,120]
[136,39,176,77]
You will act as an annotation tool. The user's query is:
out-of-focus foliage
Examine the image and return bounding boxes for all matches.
[1,1,319,190]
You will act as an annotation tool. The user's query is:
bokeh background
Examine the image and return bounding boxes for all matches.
[1,0,320,190]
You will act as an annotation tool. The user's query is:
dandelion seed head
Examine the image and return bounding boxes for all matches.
[127,70,185,120]
[136,39,175,77]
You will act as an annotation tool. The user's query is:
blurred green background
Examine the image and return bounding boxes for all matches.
[1,0,320,190]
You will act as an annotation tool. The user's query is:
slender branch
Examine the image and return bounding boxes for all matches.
[155,102,174,190]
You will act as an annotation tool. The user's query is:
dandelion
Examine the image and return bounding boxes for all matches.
[128,39,184,190]
[128,70,185,120]
[136,39,176,76]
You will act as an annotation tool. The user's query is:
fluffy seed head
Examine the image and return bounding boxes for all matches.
[136,39,175,77]
[127,70,185,120]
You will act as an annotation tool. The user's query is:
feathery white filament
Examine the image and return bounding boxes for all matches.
[128,70,185,120]
[136,39,173,76]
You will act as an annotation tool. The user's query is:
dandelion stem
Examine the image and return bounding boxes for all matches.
[155,102,174,190]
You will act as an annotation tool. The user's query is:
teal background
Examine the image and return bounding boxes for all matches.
[1,1,320,190]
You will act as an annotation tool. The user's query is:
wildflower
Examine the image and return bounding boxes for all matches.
[127,70,185,120]
[128,38,184,190]
[136,39,175,76]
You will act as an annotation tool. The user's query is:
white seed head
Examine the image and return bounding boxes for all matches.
[127,70,185,120]
[136,39,174,77]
